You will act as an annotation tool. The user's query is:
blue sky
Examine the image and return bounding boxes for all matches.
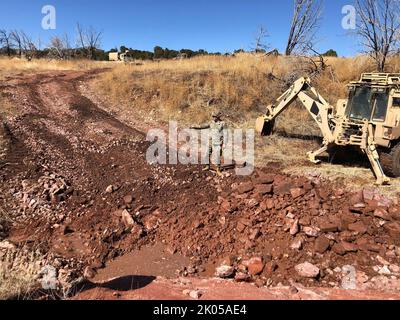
[0,0,358,56]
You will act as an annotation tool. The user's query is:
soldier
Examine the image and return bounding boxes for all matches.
[191,111,226,175]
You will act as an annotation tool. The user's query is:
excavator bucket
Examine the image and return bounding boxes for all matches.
[256,117,275,136]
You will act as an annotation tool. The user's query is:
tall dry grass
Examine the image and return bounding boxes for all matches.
[0,247,44,300]
[93,53,400,131]
[0,57,105,81]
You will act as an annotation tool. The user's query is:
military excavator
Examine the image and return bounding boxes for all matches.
[256,73,400,185]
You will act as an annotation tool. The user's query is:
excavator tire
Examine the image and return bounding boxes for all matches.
[379,142,400,177]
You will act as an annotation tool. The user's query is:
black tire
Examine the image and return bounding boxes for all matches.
[380,142,400,177]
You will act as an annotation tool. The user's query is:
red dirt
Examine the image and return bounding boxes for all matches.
[1,70,400,300]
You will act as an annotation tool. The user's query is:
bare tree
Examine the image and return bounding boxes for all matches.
[10,30,23,57]
[76,23,102,59]
[49,34,72,60]
[0,29,13,56]
[20,31,38,60]
[285,0,323,55]
[252,25,270,53]
[355,0,400,72]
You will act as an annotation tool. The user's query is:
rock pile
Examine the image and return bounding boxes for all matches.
[157,172,400,288]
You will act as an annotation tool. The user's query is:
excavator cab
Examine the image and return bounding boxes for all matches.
[346,85,390,122]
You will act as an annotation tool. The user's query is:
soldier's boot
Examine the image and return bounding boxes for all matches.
[215,166,223,177]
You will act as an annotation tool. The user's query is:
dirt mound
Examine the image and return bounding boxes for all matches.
[1,70,400,299]
[151,172,400,288]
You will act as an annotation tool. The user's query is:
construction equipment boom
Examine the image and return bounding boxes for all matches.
[256,73,400,185]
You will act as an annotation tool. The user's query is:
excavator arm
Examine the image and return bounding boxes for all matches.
[256,77,335,140]
[256,77,390,185]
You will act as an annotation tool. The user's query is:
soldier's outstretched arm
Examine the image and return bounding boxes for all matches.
[190,124,211,130]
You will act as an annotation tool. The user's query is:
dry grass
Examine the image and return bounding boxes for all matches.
[0,57,104,81]
[0,247,44,300]
[93,54,398,128]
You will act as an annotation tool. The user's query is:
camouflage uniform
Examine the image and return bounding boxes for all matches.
[191,112,226,172]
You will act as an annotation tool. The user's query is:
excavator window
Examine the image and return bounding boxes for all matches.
[393,97,400,108]
[347,86,373,120]
[347,86,389,121]
[371,90,389,121]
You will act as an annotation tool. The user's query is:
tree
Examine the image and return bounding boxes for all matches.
[49,34,72,60]
[20,31,37,59]
[154,46,164,59]
[355,0,400,72]
[322,49,338,57]
[10,30,23,57]
[285,0,323,55]
[0,29,13,56]
[76,23,102,60]
[252,25,270,53]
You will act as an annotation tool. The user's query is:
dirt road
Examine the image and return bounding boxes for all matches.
[1,70,400,300]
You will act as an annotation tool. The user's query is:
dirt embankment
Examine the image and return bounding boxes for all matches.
[1,70,400,300]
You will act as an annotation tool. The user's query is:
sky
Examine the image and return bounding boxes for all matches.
[0,0,359,56]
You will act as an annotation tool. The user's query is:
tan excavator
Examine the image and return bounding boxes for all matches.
[256,73,400,185]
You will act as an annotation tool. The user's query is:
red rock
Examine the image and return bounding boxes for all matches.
[295,262,320,278]
[249,228,261,240]
[374,208,392,221]
[255,184,273,195]
[236,222,246,233]
[215,265,235,278]
[340,215,357,231]
[274,182,292,195]
[308,200,320,209]
[290,188,306,199]
[143,213,161,232]
[341,241,358,253]
[332,243,346,255]
[83,266,96,279]
[359,243,381,253]
[265,199,275,210]
[290,219,300,236]
[234,272,250,282]
[383,222,400,242]
[237,182,254,194]
[123,194,134,205]
[299,216,311,226]
[243,257,264,276]
[319,222,338,233]
[314,235,330,254]
[332,241,358,255]
[303,226,320,237]
[220,200,231,212]
[264,261,277,275]
[290,238,303,250]
[350,204,366,214]
[255,174,275,185]
[348,221,367,234]
[121,209,135,228]
[373,194,392,207]
[349,190,363,205]
[363,187,377,201]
